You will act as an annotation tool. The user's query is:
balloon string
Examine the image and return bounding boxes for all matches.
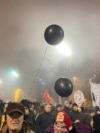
[29,45,48,97]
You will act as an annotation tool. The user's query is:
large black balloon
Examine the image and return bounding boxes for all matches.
[54,78,73,97]
[44,24,64,45]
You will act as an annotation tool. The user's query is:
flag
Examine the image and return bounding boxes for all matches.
[42,90,51,103]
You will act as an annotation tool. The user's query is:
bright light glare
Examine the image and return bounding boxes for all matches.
[56,41,72,56]
[0,78,2,84]
[12,70,19,77]
[72,76,78,81]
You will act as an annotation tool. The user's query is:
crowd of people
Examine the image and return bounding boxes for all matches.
[0,99,99,133]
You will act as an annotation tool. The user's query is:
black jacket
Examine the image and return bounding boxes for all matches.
[63,106,72,117]
[36,112,54,133]
[93,114,100,133]
[24,112,36,132]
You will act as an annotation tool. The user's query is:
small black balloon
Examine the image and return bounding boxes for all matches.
[44,24,64,45]
[54,78,73,97]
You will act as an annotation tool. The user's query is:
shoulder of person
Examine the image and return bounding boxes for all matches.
[26,129,35,133]
[29,130,35,133]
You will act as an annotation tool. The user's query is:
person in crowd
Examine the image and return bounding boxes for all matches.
[1,102,34,133]
[93,107,100,133]
[63,100,72,117]
[31,102,41,119]
[70,103,82,124]
[36,103,55,133]
[24,106,37,132]
[51,104,63,118]
[0,103,7,130]
[44,110,73,133]
[75,113,93,133]
[69,103,83,133]
[56,104,63,111]
[28,103,34,113]
[88,107,96,118]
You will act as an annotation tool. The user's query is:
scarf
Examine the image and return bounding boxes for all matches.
[54,123,68,133]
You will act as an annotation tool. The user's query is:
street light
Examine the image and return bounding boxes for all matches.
[56,41,72,56]
[11,70,19,77]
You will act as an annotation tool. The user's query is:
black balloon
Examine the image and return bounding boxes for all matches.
[54,78,73,97]
[44,24,64,45]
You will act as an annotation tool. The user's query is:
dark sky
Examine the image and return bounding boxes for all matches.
[0,0,100,102]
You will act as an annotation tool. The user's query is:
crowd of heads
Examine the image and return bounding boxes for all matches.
[0,98,100,133]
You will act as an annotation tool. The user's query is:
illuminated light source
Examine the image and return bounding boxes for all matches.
[11,70,19,77]
[14,88,21,102]
[39,78,42,81]
[0,78,2,84]
[41,81,45,85]
[72,76,78,81]
[56,41,72,56]
[37,77,46,85]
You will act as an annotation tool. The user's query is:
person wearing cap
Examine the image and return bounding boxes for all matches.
[1,102,35,133]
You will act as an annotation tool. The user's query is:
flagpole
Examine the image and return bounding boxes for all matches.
[89,75,96,107]
[58,96,62,105]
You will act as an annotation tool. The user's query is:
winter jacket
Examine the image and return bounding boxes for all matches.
[70,110,82,123]
[63,107,72,117]
[24,112,37,132]
[75,122,92,133]
[36,112,54,133]
[93,114,100,130]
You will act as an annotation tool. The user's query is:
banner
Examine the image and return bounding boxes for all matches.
[89,77,100,107]
[74,90,85,106]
